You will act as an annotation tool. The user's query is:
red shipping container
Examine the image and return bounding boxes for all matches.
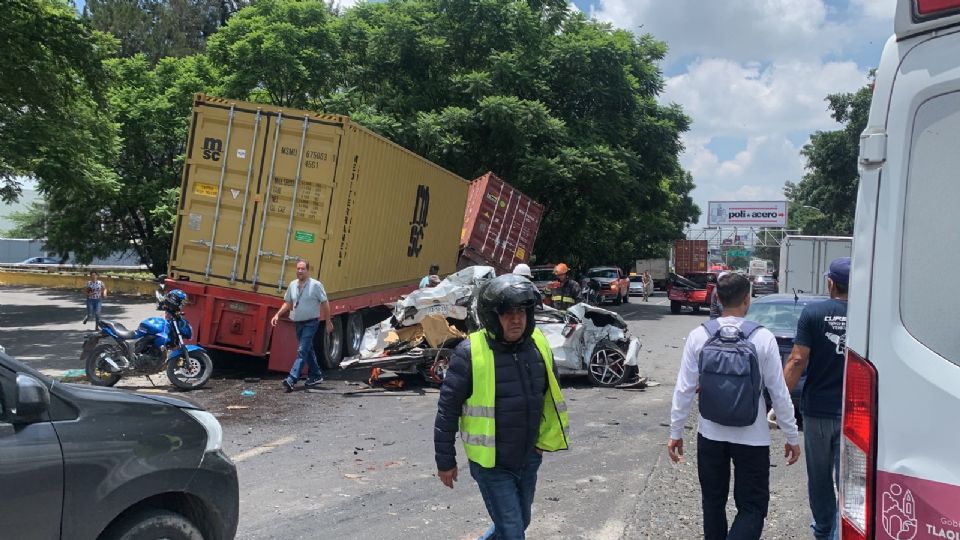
[674,239,708,275]
[459,172,545,275]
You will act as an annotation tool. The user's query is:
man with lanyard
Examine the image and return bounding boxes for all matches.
[548,263,581,311]
[434,274,570,539]
[271,259,335,392]
[783,257,850,540]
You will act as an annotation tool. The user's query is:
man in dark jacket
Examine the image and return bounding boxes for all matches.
[435,274,569,540]
[548,263,581,311]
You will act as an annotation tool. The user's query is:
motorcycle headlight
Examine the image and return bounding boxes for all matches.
[185,409,223,453]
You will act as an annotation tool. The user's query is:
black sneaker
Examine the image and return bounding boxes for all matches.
[82,315,89,324]
[282,379,295,393]
[304,377,325,388]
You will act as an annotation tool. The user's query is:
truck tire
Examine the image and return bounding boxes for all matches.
[670,300,682,314]
[344,312,365,357]
[321,315,344,370]
[692,304,702,314]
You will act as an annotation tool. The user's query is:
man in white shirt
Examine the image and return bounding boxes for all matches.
[668,272,801,540]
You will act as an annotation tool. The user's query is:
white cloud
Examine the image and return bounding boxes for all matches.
[851,0,897,19]
[684,135,806,211]
[663,58,868,138]
[590,0,847,64]
[584,0,892,224]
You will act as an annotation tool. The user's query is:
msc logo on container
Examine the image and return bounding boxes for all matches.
[202,138,223,161]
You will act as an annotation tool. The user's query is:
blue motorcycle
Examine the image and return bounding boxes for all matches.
[81,286,213,390]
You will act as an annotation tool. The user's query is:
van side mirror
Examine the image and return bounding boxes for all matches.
[14,374,49,421]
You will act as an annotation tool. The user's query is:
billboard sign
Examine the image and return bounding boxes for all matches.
[707,201,788,227]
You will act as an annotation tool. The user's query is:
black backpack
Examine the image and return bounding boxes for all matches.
[697,319,763,427]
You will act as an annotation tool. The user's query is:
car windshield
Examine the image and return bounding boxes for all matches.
[587,269,618,279]
[531,269,555,282]
[756,276,774,282]
[629,276,643,283]
[744,302,805,334]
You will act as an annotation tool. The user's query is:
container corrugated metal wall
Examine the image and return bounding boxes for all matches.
[459,172,544,275]
[169,95,470,299]
[674,240,708,274]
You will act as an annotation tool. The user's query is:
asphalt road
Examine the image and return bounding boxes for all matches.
[0,286,812,539]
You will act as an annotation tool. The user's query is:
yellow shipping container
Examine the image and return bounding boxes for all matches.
[169,95,470,300]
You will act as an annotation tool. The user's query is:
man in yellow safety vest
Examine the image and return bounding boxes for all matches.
[434,274,570,539]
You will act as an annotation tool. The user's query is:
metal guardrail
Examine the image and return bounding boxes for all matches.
[0,263,149,272]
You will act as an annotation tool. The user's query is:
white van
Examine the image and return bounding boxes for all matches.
[843,1,960,539]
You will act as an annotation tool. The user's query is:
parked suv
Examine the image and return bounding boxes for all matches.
[0,351,238,540]
[751,275,777,296]
[582,266,629,305]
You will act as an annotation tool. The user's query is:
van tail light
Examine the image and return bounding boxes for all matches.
[840,348,878,540]
[916,0,960,15]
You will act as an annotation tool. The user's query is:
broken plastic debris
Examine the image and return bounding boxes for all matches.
[240,389,256,397]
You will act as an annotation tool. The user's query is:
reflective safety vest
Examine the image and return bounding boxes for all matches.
[460,328,570,468]
[550,280,579,311]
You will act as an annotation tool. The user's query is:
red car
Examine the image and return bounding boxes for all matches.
[667,272,717,314]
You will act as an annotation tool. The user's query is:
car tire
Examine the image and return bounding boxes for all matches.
[692,304,701,314]
[102,509,203,540]
[670,300,682,314]
[614,292,622,305]
[587,343,628,387]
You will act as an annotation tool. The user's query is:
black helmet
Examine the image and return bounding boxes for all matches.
[477,274,542,342]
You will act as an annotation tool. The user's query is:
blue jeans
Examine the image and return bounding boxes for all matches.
[285,320,322,385]
[803,415,841,540]
[469,451,543,540]
[86,299,102,323]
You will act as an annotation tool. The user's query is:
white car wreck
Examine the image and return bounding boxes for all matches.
[340,266,642,387]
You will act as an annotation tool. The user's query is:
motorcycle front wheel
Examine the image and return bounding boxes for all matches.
[166,350,213,390]
[85,343,123,387]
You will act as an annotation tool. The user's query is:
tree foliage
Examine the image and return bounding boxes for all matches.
[83,0,246,63]
[786,82,872,235]
[6,0,699,275]
[0,0,117,204]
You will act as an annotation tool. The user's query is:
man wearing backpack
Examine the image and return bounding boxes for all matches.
[668,273,801,540]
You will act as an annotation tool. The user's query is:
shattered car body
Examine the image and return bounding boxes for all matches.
[340,266,641,387]
[534,303,641,387]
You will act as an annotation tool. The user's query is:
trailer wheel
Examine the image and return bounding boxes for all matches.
[344,312,365,357]
[321,315,344,370]
[670,300,682,314]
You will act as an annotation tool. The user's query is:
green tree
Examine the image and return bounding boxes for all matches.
[205,0,339,108]
[84,0,246,63]
[786,81,873,235]
[0,0,118,205]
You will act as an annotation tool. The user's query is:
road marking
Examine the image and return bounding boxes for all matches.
[231,435,295,463]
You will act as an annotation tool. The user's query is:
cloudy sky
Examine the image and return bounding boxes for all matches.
[574,0,895,225]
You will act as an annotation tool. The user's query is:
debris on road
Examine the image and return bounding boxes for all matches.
[339,265,645,388]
